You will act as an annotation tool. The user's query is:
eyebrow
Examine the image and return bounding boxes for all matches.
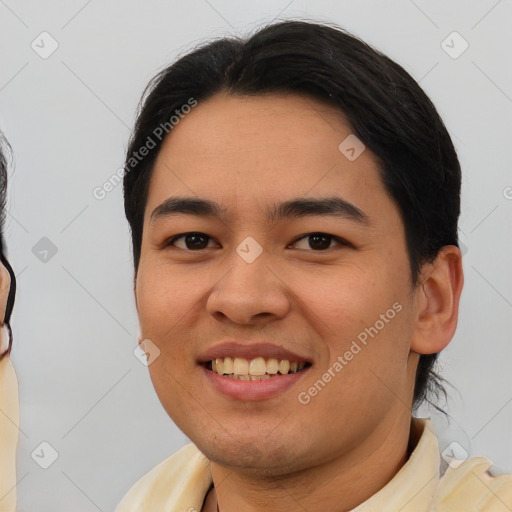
[150,196,369,225]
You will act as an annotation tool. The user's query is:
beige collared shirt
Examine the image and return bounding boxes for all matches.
[114,417,512,512]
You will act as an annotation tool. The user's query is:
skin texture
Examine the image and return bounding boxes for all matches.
[134,92,464,512]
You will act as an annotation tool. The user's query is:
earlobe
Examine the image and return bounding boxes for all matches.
[411,245,464,355]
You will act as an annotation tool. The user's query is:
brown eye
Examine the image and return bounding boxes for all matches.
[291,232,349,251]
[166,232,216,250]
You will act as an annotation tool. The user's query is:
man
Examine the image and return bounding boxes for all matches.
[116,20,511,511]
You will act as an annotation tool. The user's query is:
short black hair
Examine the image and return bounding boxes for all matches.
[123,20,461,412]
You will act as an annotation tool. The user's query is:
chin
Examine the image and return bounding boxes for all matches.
[192,430,309,475]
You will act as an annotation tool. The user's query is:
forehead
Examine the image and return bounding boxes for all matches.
[145,92,394,226]
[156,92,359,161]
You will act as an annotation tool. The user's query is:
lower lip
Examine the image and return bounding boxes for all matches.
[201,365,311,401]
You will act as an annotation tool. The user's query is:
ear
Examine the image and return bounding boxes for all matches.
[411,245,464,355]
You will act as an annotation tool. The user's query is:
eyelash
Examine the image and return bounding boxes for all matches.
[163,232,353,252]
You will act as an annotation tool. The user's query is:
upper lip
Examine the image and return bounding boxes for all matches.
[197,342,312,364]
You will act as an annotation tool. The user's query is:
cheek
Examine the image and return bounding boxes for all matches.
[295,261,412,380]
[135,260,208,390]
[293,261,399,333]
[136,259,197,331]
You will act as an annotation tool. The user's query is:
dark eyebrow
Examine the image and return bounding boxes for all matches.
[150,196,369,225]
[150,197,228,224]
[267,196,369,224]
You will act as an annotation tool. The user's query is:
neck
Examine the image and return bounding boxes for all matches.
[208,412,414,512]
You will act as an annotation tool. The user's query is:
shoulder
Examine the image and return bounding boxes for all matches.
[432,455,512,511]
[114,442,212,512]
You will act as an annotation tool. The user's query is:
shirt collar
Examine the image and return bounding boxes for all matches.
[347,417,440,511]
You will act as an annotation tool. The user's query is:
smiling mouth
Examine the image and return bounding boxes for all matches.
[205,357,312,381]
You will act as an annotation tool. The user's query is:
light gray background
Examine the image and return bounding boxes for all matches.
[0,1,511,510]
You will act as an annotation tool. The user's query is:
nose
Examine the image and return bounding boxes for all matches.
[205,247,290,325]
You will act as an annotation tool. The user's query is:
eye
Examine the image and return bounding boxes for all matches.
[163,231,351,252]
[290,232,350,251]
[164,232,218,251]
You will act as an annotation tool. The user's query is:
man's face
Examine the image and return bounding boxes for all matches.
[135,92,419,474]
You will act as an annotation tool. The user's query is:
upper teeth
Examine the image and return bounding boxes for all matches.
[211,357,306,376]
